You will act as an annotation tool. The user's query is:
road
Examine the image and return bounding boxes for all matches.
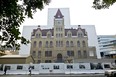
[0,74,105,77]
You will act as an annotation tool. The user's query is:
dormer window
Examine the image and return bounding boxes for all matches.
[47,34,51,38]
[67,31,72,37]
[36,34,41,38]
[68,34,71,37]
[47,31,52,38]
[78,33,81,37]
[36,34,39,38]
[78,33,83,37]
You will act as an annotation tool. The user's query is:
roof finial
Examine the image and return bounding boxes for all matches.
[78,25,81,28]
[38,25,40,28]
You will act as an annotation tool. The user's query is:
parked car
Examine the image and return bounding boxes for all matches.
[105,68,116,77]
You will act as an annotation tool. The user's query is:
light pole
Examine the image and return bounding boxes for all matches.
[67,59,72,77]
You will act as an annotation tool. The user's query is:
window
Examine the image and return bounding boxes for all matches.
[33,41,36,48]
[56,41,58,47]
[17,66,23,70]
[45,51,52,57]
[77,41,80,47]
[78,33,81,37]
[78,33,83,37]
[50,41,53,47]
[36,34,41,38]
[45,60,51,63]
[56,34,58,38]
[59,34,60,37]
[67,65,73,69]
[68,34,71,37]
[70,41,74,47]
[61,34,63,37]
[100,52,104,57]
[82,41,86,47]
[89,51,94,56]
[78,50,81,58]
[36,34,39,38]
[38,51,41,58]
[61,41,63,47]
[53,65,59,69]
[67,51,74,56]
[46,41,49,47]
[61,28,62,31]
[32,51,36,57]
[83,50,87,58]
[39,41,42,47]
[56,28,58,31]
[66,41,69,47]
[58,41,60,47]
[47,34,51,38]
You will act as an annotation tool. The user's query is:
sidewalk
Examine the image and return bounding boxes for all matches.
[0,70,105,75]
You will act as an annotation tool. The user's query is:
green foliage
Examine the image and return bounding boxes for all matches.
[93,0,116,9]
[0,0,50,51]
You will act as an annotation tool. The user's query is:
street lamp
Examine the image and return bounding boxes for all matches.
[67,59,72,77]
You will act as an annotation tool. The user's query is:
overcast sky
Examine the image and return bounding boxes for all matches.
[21,0,116,35]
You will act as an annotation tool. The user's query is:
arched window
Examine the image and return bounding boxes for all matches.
[56,41,58,47]
[61,34,63,37]
[59,34,60,37]
[82,41,86,47]
[83,50,87,58]
[56,34,58,38]
[77,41,80,47]
[46,41,48,47]
[33,41,36,48]
[59,41,60,47]
[78,33,81,37]
[61,41,63,47]
[38,51,41,58]
[32,51,36,57]
[50,41,53,47]
[78,50,81,58]
[39,41,42,47]
[70,41,73,47]
[36,34,39,38]
[66,41,69,47]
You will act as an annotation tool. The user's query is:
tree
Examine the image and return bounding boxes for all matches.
[0,0,50,51]
[93,0,116,9]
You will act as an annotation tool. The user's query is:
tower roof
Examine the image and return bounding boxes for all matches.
[54,9,64,18]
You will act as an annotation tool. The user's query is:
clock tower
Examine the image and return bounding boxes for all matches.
[54,9,65,38]
[54,9,65,62]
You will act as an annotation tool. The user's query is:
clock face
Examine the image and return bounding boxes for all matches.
[57,20,62,25]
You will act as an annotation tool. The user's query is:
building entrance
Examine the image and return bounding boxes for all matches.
[56,53,63,63]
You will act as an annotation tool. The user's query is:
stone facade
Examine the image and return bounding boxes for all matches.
[30,9,96,63]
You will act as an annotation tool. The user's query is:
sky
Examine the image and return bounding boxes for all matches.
[21,0,116,35]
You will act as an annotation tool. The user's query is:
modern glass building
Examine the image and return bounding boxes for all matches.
[98,35,116,59]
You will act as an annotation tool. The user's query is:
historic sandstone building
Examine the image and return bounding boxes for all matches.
[30,9,96,63]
